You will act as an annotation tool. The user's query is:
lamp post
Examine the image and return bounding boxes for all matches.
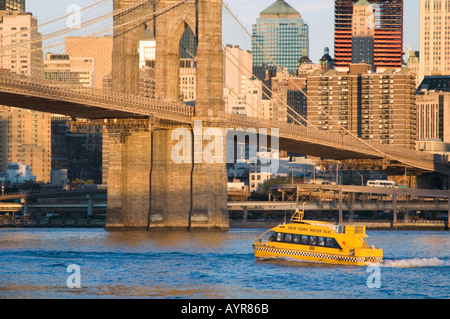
[356,172,364,186]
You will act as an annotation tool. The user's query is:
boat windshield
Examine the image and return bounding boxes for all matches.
[255,229,276,243]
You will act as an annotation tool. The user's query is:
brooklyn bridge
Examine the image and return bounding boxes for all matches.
[0,0,448,230]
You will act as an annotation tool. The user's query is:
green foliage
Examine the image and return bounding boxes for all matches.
[258,176,291,195]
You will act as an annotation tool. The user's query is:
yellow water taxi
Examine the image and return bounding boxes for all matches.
[252,204,383,266]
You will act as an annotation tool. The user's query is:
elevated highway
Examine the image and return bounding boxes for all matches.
[228,184,450,226]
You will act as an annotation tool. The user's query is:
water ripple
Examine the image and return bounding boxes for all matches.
[0,228,449,298]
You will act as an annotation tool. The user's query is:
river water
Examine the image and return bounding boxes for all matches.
[0,227,448,299]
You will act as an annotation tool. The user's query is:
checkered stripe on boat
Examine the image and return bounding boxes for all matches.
[254,245,370,263]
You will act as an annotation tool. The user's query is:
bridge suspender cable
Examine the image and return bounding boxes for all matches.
[0,0,130,53]
[0,0,194,57]
[222,43,312,128]
[221,0,420,168]
[0,0,109,42]
[0,0,431,171]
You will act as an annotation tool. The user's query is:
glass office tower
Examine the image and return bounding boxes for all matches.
[252,0,309,77]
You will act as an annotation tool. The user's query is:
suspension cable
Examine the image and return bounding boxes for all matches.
[221,0,412,165]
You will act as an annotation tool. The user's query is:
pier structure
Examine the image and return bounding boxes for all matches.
[229,184,450,229]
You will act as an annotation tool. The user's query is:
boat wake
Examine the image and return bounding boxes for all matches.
[380,257,450,268]
[259,256,450,268]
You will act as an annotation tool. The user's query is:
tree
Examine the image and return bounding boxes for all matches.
[258,176,291,195]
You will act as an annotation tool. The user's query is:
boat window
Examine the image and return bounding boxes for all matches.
[317,237,325,246]
[284,233,292,242]
[276,232,284,242]
[269,232,277,242]
[301,235,308,244]
[325,237,334,247]
[325,237,341,249]
[268,232,341,249]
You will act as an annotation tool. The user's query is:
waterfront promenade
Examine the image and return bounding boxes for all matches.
[0,184,448,230]
[1,216,447,230]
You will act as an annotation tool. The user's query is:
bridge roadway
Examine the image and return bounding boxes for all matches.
[3,185,448,213]
[227,200,450,213]
[0,73,437,171]
[0,202,107,213]
[0,188,106,201]
[0,188,107,214]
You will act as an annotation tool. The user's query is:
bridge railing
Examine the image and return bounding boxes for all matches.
[226,113,362,151]
[225,113,435,170]
[0,72,194,122]
[0,73,436,170]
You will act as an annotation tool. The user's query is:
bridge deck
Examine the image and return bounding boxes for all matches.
[0,73,194,122]
[0,73,439,171]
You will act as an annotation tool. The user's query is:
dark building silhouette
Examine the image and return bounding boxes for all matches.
[51,117,102,184]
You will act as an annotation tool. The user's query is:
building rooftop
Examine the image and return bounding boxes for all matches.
[354,0,371,7]
[141,28,155,41]
[320,47,333,62]
[260,0,300,18]
[417,76,450,93]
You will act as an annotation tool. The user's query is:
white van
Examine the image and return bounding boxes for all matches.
[367,180,396,188]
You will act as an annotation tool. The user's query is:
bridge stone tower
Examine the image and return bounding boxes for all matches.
[105,0,229,230]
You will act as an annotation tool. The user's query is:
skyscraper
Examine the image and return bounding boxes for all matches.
[0,10,43,77]
[416,91,450,144]
[252,0,309,81]
[0,9,51,183]
[307,64,416,149]
[224,44,261,117]
[418,0,450,86]
[0,107,51,183]
[351,0,375,67]
[334,0,403,72]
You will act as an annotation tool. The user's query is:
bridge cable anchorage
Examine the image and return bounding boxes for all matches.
[221,0,431,171]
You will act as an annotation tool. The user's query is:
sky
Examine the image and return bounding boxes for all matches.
[26,0,421,63]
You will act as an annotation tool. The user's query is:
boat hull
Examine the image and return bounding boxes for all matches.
[253,243,383,266]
